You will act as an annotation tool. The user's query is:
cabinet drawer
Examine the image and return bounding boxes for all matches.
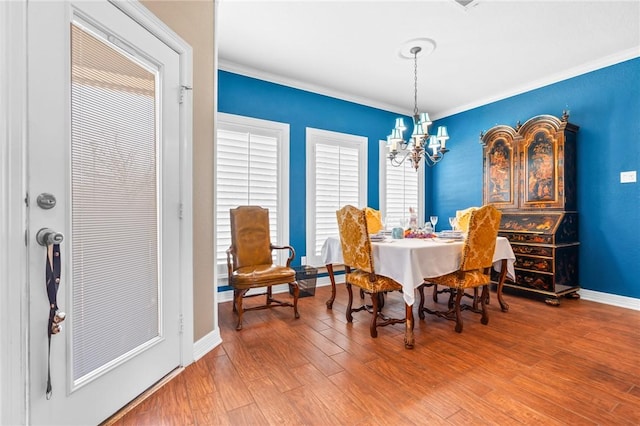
[500,232,553,244]
[511,244,553,257]
[514,255,553,273]
[509,269,554,292]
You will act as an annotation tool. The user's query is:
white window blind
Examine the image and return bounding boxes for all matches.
[306,128,367,266]
[216,114,289,280]
[70,23,160,382]
[379,140,424,228]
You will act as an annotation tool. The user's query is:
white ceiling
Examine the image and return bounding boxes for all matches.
[218,0,640,118]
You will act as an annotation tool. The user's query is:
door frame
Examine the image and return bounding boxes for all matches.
[0,1,193,424]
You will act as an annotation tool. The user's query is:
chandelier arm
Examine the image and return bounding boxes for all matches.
[388,150,410,167]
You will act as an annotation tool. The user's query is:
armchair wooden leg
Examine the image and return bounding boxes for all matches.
[234,289,248,331]
[266,285,273,306]
[292,282,300,319]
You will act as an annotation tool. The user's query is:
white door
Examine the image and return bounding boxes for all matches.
[28,1,183,424]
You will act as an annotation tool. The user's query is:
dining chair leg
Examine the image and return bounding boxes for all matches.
[432,284,439,303]
[480,285,489,325]
[454,289,464,333]
[417,285,426,320]
[370,291,379,338]
[345,282,355,323]
[472,288,479,311]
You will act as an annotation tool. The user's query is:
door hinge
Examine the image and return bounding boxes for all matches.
[179,314,184,334]
[179,85,192,104]
[178,203,183,219]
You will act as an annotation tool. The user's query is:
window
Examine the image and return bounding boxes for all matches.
[216,113,289,281]
[379,140,424,229]
[306,128,367,266]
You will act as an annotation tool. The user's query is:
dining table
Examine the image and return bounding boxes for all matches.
[320,235,516,348]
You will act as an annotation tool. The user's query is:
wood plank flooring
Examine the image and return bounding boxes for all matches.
[108,284,640,425]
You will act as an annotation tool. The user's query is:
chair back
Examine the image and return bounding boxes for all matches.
[460,205,502,271]
[229,206,273,269]
[336,205,374,273]
[365,207,384,234]
[455,206,479,232]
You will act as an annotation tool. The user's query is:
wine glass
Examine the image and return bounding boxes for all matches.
[449,217,457,231]
[429,215,438,232]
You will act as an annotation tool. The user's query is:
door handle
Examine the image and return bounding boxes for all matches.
[36,228,64,246]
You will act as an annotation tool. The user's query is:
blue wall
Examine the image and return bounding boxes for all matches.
[218,70,409,265]
[218,58,640,299]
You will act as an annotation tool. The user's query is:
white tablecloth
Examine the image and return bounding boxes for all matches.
[321,236,516,306]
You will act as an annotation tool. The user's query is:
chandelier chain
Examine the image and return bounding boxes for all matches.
[413,51,419,117]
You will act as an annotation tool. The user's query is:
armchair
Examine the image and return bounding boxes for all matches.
[226,206,300,330]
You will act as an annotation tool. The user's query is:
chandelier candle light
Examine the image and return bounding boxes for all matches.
[387,44,450,170]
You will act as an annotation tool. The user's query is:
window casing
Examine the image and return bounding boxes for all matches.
[216,113,290,281]
[306,128,367,266]
[379,140,424,229]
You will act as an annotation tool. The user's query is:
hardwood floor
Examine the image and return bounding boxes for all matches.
[109,284,640,425]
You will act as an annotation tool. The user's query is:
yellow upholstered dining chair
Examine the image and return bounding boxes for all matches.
[455,206,480,232]
[417,205,502,332]
[336,205,406,339]
[428,205,481,304]
[226,206,300,330]
[364,207,384,234]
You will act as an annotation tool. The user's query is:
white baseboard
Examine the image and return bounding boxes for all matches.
[579,289,640,311]
[192,328,222,361]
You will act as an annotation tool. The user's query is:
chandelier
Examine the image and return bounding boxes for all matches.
[387,45,450,170]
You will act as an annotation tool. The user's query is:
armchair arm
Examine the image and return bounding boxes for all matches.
[225,246,235,279]
[271,244,296,267]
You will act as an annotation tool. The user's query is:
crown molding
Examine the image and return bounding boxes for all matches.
[435,47,640,119]
[218,59,412,117]
[220,47,639,121]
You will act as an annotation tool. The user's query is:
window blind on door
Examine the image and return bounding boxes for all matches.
[70,23,160,382]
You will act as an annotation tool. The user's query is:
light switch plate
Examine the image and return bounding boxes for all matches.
[620,170,637,183]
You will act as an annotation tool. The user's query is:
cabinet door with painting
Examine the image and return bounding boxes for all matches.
[518,115,578,210]
[481,125,518,209]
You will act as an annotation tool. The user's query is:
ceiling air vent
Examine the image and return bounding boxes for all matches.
[453,0,481,10]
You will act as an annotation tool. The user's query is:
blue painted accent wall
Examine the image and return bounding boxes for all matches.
[218,70,409,265]
[218,58,640,299]
[431,58,640,299]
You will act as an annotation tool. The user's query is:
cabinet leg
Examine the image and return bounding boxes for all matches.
[544,298,560,306]
[565,292,581,299]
